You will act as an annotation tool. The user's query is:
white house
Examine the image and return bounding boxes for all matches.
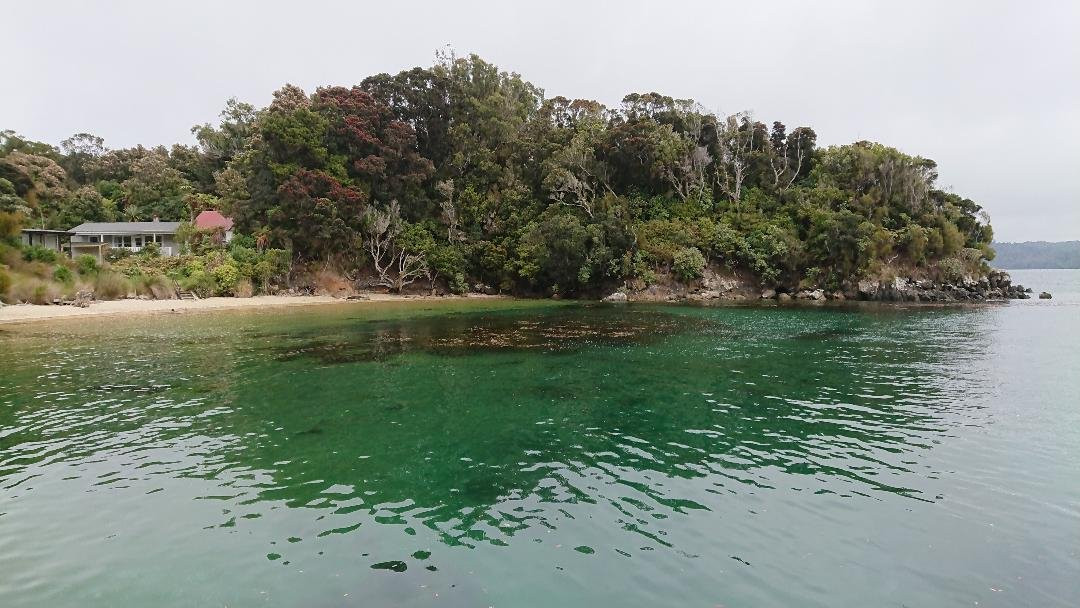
[68,220,181,261]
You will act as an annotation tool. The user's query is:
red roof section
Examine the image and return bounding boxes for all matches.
[194,210,234,231]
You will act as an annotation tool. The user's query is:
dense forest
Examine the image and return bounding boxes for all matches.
[1,52,997,297]
[991,241,1080,269]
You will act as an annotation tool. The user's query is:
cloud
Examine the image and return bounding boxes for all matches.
[6,0,1077,240]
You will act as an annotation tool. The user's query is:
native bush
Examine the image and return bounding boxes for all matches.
[672,247,706,281]
[180,270,217,298]
[211,263,240,294]
[140,242,161,257]
[22,245,58,263]
[76,254,99,275]
[1,55,1005,294]
[937,257,966,284]
[52,265,73,284]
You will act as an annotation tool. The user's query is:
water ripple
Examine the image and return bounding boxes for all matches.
[1,298,1078,607]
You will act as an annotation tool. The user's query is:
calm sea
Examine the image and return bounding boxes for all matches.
[1,270,1077,607]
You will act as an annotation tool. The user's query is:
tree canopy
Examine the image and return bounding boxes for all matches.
[1,53,997,294]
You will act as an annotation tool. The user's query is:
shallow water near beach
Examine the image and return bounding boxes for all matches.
[1,270,1078,607]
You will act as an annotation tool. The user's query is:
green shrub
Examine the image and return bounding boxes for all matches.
[211,263,240,294]
[448,272,467,295]
[229,245,259,266]
[76,254,99,275]
[672,247,706,281]
[22,245,58,263]
[229,233,257,250]
[937,257,966,283]
[180,270,217,298]
[53,265,73,284]
[184,258,206,275]
[94,271,131,300]
[959,247,984,266]
[252,260,273,293]
[251,249,291,293]
[140,242,161,258]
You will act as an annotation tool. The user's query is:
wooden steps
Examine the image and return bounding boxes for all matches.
[177,290,198,301]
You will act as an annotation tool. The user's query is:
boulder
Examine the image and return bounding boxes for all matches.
[700,269,740,293]
[760,288,776,300]
[603,291,628,303]
[857,279,879,300]
[777,292,792,302]
[1039,292,1052,299]
[72,291,94,308]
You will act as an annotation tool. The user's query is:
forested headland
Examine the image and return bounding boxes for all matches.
[2,53,1000,302]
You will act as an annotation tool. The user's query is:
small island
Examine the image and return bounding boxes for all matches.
[2,54,1028,309]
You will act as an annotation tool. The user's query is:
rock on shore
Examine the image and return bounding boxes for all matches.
[604,267,1032,304]
[850,270,1030,302]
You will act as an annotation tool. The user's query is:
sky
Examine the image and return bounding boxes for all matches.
[5,0,1078,242]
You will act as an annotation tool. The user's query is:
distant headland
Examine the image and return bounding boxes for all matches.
[992,241,1080,269]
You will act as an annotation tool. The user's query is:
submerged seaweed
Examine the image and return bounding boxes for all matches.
[267,307,727,364]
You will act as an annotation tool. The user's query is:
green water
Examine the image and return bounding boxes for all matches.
[2,270,1078,607]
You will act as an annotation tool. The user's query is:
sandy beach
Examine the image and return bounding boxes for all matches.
[0,293,498,325]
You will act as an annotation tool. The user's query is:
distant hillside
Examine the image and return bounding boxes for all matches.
[992,241,1080,269]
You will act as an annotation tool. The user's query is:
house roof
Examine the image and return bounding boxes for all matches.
[70,221,181,234]
[22,228,73,234]
[194,210,234,231]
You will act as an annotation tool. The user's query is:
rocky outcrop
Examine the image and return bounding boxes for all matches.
[849,270,1029,302]
[1039,292,1052,299]
[615,267,759,303]
[604,267,1031,305]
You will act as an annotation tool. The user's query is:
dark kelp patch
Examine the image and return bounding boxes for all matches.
[265,307,723,365]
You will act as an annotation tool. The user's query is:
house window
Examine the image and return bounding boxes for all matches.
[89,236,100,243]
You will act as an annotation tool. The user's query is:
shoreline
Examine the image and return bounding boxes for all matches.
[0,293,507,325]
[1,290,1027,327]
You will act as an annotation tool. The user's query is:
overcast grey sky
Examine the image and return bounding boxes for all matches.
[6,0,1078,241]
